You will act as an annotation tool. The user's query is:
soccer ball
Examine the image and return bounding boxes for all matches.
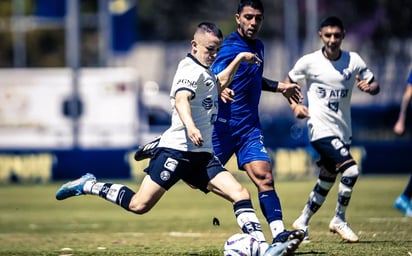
[223,233,260,256]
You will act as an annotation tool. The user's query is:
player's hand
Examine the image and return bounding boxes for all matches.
[220,87,235,103]
[293,104,310,119]
[238,52,262,65]
[356,75,369,91]
[279,82,303,103]
[356,75,379,95]
[393,120,405,136]
[187,127,204,147]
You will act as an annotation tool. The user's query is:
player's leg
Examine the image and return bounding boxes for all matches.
[55,172,165,214]
[196,156,268,254]
[237,130,305,244]
[394,175,412,217]
[292,164,337,240]
[55,173,142,212]
[304,137,359,242]
[56,148,180,214]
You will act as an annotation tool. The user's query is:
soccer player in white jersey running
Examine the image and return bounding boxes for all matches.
[56,22,300,256]
[284,16,380,243]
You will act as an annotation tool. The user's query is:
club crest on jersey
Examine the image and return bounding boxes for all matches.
[164,157,178,172]
[202,97,214,110]
[342,69,351,80]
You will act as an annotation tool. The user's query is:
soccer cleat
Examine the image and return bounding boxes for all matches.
[292,217,310,241]
[55,173,96,200]
[405,207,412,218]
[393,195,412,216]
[329,219,359,243]
[272,229,306,244]
[263,238,301,256]
[134,136,161,161]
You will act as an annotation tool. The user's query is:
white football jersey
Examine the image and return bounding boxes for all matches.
[158,54,218,152]
[288,49,375,144]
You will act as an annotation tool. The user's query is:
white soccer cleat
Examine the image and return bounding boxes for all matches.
[329,219,359,243]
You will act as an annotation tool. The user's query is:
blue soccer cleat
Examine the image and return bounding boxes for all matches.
[394,195,412,217]
[55,173,96,200]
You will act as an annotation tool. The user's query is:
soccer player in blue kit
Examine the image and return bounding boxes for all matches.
[393,69,412,217]
[210,0,305,249]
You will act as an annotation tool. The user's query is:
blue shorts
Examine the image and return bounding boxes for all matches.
[212,121,270,170]
[144,148,225,192]
[311,136,354,173]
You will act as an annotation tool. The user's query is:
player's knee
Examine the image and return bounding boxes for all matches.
[232,185,251,202]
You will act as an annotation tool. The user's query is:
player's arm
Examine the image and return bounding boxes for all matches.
[262,77,303,103]
[394,83,412,136]
[356,75,380,95]
[217,52,261,102]
[284,76,309,119]
[175,89,203,147]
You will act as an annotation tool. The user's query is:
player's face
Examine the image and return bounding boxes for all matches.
[192,33,222,67]
[319,26,344,56]
[235,6,264,40]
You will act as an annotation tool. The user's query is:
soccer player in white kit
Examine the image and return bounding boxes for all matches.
[285,16,380,243]
[55,22,302,255]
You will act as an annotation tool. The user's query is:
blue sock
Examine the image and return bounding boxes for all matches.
[259,190,283,223]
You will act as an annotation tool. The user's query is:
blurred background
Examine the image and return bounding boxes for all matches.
[0,0,411,183]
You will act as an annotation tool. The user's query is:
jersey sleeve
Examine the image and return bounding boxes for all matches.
[288,55,309,84]
[172,62,201,99]
[352,52,375,84]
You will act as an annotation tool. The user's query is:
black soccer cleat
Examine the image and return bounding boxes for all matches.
[273,229,306,244]
[134,136,161,161]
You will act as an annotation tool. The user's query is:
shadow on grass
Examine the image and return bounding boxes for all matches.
[295,251,328,255]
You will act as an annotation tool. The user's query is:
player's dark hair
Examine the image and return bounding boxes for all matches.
[237,0,264,14]
[197,22,223,39]
[319,16,344,31]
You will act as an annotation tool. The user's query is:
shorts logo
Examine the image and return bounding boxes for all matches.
[331,138,344,150]
[164,157,178,172]
[340,147,349,156]
[160,170,171,181]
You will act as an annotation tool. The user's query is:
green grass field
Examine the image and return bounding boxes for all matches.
[0,174,411,256]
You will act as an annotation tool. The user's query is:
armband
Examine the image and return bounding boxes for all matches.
[262,78,279,92]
